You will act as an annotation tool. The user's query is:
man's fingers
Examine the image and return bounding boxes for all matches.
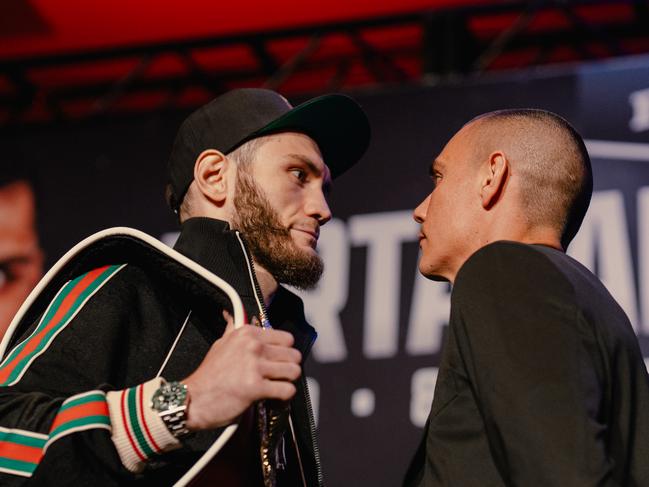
[259,360,301,382]
[227,322,293,348]
[261,380,297,402]
[262,344,302,364]
[222,310,235,335]
[260,328,294,347]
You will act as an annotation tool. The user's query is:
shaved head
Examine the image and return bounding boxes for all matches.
[465,109,592,248]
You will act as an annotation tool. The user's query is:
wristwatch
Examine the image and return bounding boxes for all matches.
[151,379,191,439]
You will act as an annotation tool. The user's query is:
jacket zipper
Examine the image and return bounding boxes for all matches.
[235,231,271,328]
[235,231,320,486]
[301,336,325,487]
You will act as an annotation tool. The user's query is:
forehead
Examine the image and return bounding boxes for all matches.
[433,123,477,169]
[0,182,34,215]
[0,182,36,241]
[258,132,322,156]
[255,132,330,176]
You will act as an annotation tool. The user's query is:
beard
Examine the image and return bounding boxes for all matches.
[231,169,324,290]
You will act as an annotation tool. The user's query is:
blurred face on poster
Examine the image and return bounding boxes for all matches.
[0,181,43,338]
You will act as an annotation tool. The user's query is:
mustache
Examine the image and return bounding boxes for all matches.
[253,221,321,241]
[254,221,291,237]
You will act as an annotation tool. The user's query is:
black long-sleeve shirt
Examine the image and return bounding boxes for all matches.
[405,241,649,486]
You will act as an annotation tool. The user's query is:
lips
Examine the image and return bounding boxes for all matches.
[292,227,319,243]
[293,228,320,249]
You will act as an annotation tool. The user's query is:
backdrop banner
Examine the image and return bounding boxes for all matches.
[4,55,649,486]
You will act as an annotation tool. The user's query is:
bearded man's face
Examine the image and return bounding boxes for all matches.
[230,134,332,289]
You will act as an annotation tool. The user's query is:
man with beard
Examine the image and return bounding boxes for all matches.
[404,109,649,486]
[0,89,370,486]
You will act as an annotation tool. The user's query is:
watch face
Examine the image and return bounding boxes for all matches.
[152,382,187,411]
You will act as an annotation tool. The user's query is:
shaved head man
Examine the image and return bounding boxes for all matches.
[415,109,591,282]
[405,109,649,486]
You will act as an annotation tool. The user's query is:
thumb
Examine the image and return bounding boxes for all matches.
[222,309,235,335]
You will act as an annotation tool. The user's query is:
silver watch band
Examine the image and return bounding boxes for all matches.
[151,380,191,439]
[159,405,190,438]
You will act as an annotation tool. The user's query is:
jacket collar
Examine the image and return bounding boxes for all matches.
[174,217,254,300]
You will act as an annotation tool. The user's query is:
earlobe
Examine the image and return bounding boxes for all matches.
[194,149,229,205]
[480,152,508,209]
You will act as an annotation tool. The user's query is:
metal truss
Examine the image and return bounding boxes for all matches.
[1,0,648,127]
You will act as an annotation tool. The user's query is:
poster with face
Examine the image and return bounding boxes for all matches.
[0,162,44,338]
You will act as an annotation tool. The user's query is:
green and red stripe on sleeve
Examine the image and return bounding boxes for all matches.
[0,264,180,477]
[0,427,47,477]
[0,264,126,387]
[0,380,181,479]
[45,391,111,448]
[0,390,111,478]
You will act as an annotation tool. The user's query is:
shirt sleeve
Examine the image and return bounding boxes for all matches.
[451,242,618,486]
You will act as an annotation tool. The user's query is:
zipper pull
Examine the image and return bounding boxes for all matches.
[251,316,272,329]
[275,433,287,471]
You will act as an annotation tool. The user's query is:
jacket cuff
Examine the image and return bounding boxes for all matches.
[106,378,181,473]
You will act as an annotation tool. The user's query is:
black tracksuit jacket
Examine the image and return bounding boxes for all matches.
[0,217,323,486]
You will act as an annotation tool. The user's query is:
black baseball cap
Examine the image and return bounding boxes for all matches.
[167,88,371,212]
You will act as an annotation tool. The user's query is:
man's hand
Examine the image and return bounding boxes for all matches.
[183,315,302,431]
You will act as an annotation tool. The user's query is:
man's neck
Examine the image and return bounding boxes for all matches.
[446,229,563,284]
[483,212,563,251]
[253,262,279,307]
[513,229,563,251]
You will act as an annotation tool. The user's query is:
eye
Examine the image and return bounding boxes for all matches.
[290,168,307,183]
[430,171,443,188]
[0,265,13,290]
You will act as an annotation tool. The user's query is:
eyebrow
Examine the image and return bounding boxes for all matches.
[286,154,332,195]
[429,158,444,176]
[0,255,33,267]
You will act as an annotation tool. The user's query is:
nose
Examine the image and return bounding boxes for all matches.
[306,187,332,226]
[413,194,430,224]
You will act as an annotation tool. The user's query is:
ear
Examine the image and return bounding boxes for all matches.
[480,152,509,209]
[193,149,231,206]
